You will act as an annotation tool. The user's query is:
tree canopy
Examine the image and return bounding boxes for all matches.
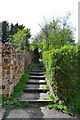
[2,21,9,43]
[2,21,26,43]
[32,13,75,51]
[10,28,31,50]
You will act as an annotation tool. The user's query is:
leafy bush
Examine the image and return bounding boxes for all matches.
[42,45,80,113]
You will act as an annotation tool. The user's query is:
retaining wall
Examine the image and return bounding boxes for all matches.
[0,42,33,97]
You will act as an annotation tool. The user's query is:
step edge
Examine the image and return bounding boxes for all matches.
[18,99,53,102]
[23,88,49,90]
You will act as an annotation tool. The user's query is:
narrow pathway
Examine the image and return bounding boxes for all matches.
[18,63,52,104]
[6,62,74,119]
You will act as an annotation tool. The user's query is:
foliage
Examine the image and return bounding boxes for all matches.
[46,93,70,114]
[30,42,38,51]
[42,45,79,113]
[47,103,71,115]
[2,21,31,46]
[14,102,38,108]
[31,13,79,114]
[32,13,75,51]
[2,21,9,43]
[10,28,31,50]
[9,23,25,36]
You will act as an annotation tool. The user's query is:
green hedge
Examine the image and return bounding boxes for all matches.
[42,45,80,113]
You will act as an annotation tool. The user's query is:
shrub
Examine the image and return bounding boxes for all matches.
[42,45,79,113]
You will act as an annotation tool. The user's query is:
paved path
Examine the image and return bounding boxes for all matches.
[0,108,5,120]
[7,107,74,119]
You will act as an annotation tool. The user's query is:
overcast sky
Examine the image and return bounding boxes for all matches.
[0,0,79,42]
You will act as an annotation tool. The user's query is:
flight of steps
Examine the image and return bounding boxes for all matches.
[18,63,53,105]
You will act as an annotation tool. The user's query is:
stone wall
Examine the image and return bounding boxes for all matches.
[0,22,2,41]
[0,42,33,97]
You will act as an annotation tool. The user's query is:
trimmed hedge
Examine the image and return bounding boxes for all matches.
[42,45,80,113]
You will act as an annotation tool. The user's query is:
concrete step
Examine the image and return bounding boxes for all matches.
[31,70,44,72]
[29,75,45,79]
[23,88,49,93]
[18,92,53,105]
[17,99,53,104]
[32,67,44,69]
[20,93,50,100]
[26,84,46,89]
[32,65,44,68]
[26,80,46,84]
[0,108,5,120]
[6,107,73,118]
[29,72,44,76]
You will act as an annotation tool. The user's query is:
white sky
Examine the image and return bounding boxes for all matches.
[0,0,79,42]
